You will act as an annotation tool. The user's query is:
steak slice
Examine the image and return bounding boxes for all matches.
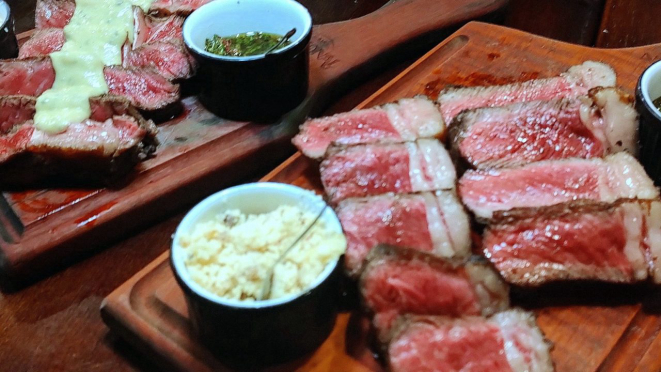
[149,0,213,15]
[438,61,616,124]
[387,310,553,372]
[133,8,185,48]
[459,153,659,221]
[321,139,455,203]
[450,87,638,169]
[483,199,661,286]
[19,28,66,58]
[337,191,471,276]
[0,115,157,186]
[0,58,180,111]
[293,97,445,159]
[360,245,509,343]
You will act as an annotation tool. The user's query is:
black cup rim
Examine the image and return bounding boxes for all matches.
[636,60,661,122]
[0,1,10,30]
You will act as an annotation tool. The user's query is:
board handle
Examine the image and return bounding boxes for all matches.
[308,0,508,94]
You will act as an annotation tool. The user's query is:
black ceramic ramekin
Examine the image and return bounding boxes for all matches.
[170,183,344,368]
[0,1,18,59]
[636,60,661,184]
[183,0,312,122]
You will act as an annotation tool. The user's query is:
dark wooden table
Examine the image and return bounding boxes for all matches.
[1,1,659,371]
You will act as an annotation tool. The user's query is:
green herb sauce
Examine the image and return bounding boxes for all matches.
[205,32,291,57]
[654,96,661,112]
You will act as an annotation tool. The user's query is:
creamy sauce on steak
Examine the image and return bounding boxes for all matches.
[34,0,153,133]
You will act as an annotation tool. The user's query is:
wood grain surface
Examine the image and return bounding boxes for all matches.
[0,0,507,283]
[102,21,661,372]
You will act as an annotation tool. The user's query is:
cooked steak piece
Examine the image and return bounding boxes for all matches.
[19,30,194,81]
[35,0,209,29]
[459,153,659,221]
[0,115,157,186]
[123,40,195,80]
[450,87,638,169]
[133,7,185,48]
[0,58,180,111]
[19,28,66,58]
[293,97,445,159]
[483,199,661,286]
[387,310,553,372]
[337,191,471,276]
[321,139,455,203]
[438,61,616,124]
[360,245,509,342]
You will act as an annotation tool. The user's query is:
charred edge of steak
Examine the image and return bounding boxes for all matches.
[139,101,184,123]
[489,198,654,226]
[589,86,634,106]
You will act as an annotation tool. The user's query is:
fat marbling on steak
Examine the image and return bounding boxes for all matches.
[336,191,470,276]
[449,87,638,169]
[293,97,446,159]
[359,245,509,343]
[438,61,616,124]
[458,152,658,221]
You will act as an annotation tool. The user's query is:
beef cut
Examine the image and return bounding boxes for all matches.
[483,199,661,286]
[133,7,185,48]
[0,58,180,111]
[293,97,445,159]
[337,191,470,276]
[449,87,638,169]
[360,245,509,342]
[459,153,659,220]
[438,61,616,124]
[19,28,66,59]
[321,139,455,203]
[387,310,553,372]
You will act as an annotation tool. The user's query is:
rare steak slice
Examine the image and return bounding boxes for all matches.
[450,87,638,169]
[360,245,509,342]
[321,139,455,203]
[133,7,185,48]
[483,200,661,286]
[337,191,471,276]
[0,58,180,111]
[387,310,553,372]
[438,61,616,124]
[459,153,658,220]
[293,97,445,159]
[19,28,66,58]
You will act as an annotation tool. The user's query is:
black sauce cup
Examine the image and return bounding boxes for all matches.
[636,60,661,184]
[0,1,18,59]
[183,0,312,122]
[170,183,344,368]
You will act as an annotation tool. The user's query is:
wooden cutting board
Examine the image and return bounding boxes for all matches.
[101,22,661,372]
[0,0,507,283]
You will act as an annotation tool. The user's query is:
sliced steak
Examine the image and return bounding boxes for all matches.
[293,97,445,159]
[459,153,659,220]
[450,87,638,169]
[321,139,455,203]
[387,310,553,372]
[149,0,213,15]
[133,7,185,48]
[123,40,195,80]
[483,199,661,286]
[19,28,66,58]
[360,245,509,343]
[337,191,471,276]
[438,61,616,124]
[0,58,180,111]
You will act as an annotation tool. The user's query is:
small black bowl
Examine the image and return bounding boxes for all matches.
[183,0,312,123]
[170,183,344,368]
[0,1,18,60]
[636,60,661,184]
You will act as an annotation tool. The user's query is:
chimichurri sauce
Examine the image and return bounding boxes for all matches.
[205,32,291,57]
[654,96,661,112]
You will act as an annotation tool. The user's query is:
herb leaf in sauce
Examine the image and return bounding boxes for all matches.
[205,32,292,57]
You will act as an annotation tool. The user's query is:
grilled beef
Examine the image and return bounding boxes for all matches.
[483,200,661,286]
[293,97,445,159]
[19,28,66,59]
[438,61,616,124]
[0,58,180,111]
[360,245,509,342]
[387,310,553,372]
[450,87,638,169]
[133,7,185,48]
[337,191,470,276]
[459,153,658,221]
[321,139,455,203]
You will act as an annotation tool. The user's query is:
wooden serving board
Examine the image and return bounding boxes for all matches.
[0,0,507,283]
[101,22,661,371]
